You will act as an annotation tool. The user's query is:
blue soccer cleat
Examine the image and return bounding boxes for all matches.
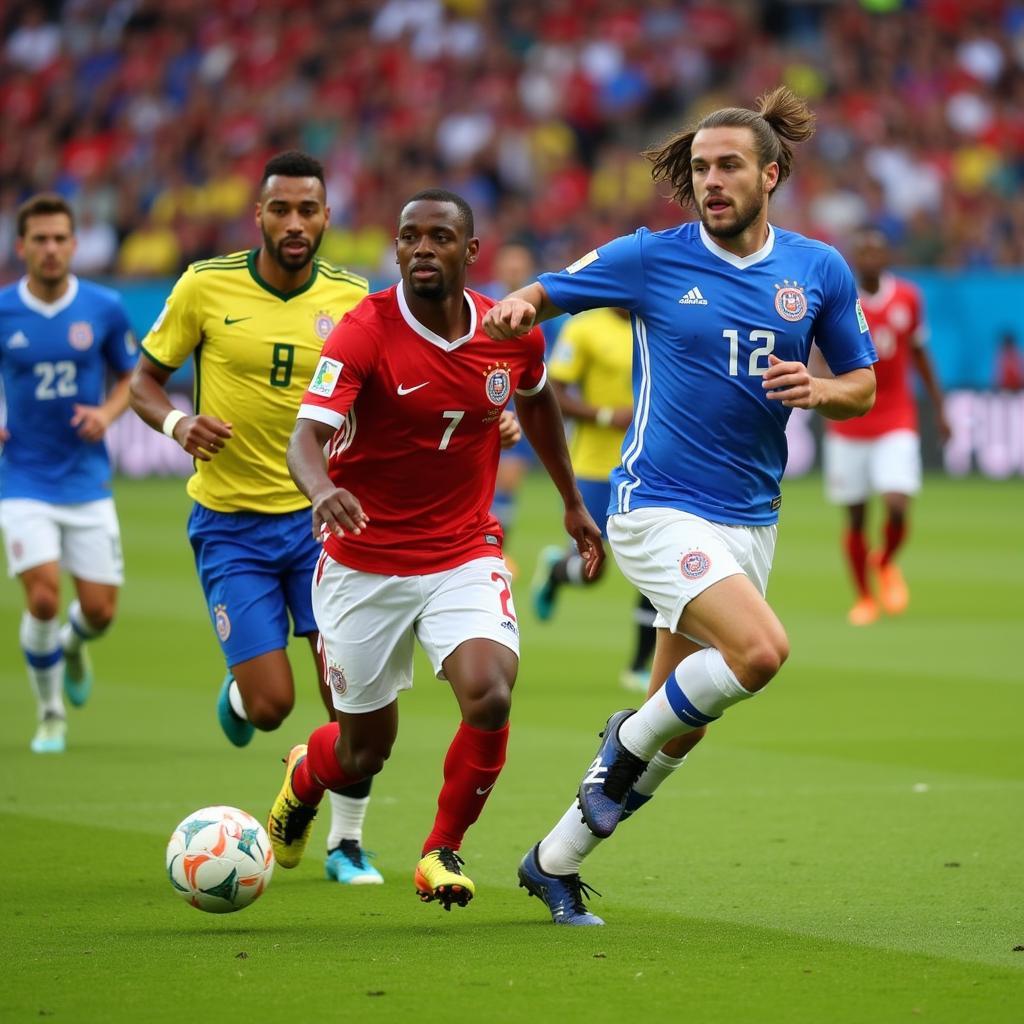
[577,709,648,839]
[531,545,565,622]
[217,672,254,747]
[518,844,603,925]
[326,840,384,885]
[63,643,93,708]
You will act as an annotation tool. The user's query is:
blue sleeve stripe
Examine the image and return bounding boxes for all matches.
[24,647,62,669]
[665,672,720,727]
[616,314,651,514]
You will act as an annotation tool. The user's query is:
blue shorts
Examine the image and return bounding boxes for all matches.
[187,504,319,667]
[578,477,612,539]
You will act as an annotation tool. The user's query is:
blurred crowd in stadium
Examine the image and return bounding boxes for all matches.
[2,0,1023,285]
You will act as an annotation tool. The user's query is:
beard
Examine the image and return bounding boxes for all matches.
[263,228,322,272]
[406,271,448,300]
[700,192,764,240]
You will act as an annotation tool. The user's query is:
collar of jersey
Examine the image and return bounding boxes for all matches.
[397,280,476,351]
[18,275,79,318]
[246,248,319,301]
[698,223,775,270]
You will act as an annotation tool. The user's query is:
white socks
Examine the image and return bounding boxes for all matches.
[21,612,63,719]
[619,647,752,760]
[538,749,688,876]
[227,678,248,720]
[58,599,103,656]
[327,792,370,849]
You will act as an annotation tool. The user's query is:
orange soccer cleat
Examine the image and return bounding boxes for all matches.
[847,595,880,627]
[874,558,910,616]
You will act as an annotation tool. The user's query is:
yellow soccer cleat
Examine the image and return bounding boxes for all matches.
[414,848,475,911]
[267,744,318,869]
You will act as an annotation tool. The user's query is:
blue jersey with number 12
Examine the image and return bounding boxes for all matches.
[540,223,877,525]
[0,276,137,504]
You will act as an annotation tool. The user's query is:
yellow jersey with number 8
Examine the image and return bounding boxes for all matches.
[141,249,368,513]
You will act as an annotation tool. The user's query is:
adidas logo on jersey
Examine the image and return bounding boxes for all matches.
[6,330,29,349]
[678,287,708,305]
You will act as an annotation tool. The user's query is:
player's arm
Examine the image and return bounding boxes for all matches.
[514,381,604,579]
[482,282,565,340]
[551,379,632,431]
[130,354,233,462]
[911,346,950,443]
[763,355,875,419]
[286,417,368,539]
[70,370,132,442]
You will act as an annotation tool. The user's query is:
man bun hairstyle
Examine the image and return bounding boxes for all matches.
[17,192,75,236]
[643,86,816,211]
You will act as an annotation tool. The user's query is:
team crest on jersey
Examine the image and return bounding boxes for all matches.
[774,280,807,322]
[214,603,231,641]
[680,550,711,580]
[483,362,512,406]
[68,321,94,350]
[328,664,347,696]
[309,356,343,397]
[313,310,335,340]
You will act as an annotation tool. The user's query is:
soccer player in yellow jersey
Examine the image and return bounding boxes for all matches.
[531,307,657,691]
[128,152,384,884]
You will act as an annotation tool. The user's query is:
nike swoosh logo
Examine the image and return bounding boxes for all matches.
[224,316,252,325]
[397,382,429,395]
[475,783,496,796]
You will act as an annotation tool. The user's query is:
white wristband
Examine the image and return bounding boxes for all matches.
[595,406,614,428]
[162,409,186,439]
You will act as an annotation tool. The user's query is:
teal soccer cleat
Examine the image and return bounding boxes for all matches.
[63,644,93,707]
[217,673,254,747]
[326,840,384,885]
[531,545,565,622]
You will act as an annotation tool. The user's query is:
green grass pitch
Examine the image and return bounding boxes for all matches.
[1,473,1022,1023]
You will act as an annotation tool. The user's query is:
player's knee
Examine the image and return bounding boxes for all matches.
[735,633,789,691]
[246,691,294,732]
[461,679,513,731]
[80,600,116,632]
[26,587,59,621]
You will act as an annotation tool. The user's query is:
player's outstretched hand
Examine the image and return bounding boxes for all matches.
[173,414,233,461]
[763,354,817,408]
[498,410,521,449]
[482,298,537,340]
[70,404,111,442]
[564,500,605,580]
[312,486,369,540]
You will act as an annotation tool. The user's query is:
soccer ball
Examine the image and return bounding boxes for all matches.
[165,805,274,914]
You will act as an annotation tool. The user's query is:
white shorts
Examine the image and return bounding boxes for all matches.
[823,429,922,504]
[607,507,776,634]
[313,555,520,714]
[0,497,124,583]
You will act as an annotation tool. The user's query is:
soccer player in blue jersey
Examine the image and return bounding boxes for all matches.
[0,194,137,754]
[484,87,878,925]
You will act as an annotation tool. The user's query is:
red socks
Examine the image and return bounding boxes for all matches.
[880,516,907,567]
[422,721,509,854]
[844,528,871,598]
[291,722,363,804]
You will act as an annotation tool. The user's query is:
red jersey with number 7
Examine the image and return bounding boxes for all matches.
[829,274,924,439]
[298,282,547,575]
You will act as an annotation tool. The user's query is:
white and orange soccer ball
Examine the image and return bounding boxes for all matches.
[165,806,274,913]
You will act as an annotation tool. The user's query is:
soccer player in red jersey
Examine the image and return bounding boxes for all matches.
[822,228,949,625]
[267,189,604,909]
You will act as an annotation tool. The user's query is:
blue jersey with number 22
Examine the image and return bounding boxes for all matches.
[0,276,137,504]
[540,223,877,525]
